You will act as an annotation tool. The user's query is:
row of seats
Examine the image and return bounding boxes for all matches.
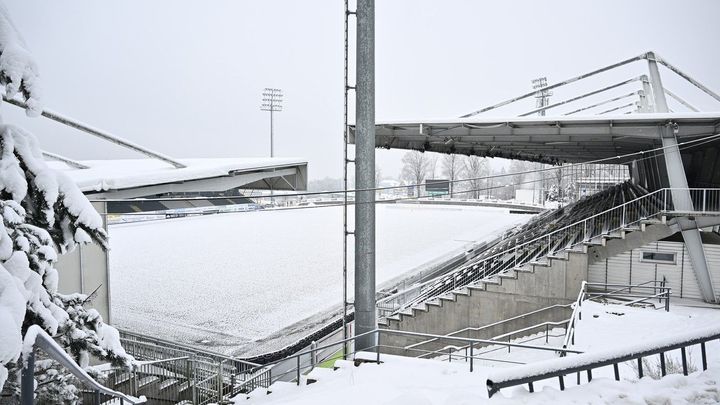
[411,181,657,306]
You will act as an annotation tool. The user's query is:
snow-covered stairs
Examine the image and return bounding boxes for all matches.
[378,217,670,356]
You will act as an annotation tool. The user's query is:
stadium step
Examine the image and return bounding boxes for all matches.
[137,376,160,389]
[159,378,179,391]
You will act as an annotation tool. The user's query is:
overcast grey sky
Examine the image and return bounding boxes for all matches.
[3,1,720,180]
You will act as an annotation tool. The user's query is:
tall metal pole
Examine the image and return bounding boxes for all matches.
[261,88,283,158]
[342,0,354,358]
[646,51,716,303]
[354,0,376,351]
[270,108,274,157]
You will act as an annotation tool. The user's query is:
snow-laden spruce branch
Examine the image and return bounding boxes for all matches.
[0,5,133,401]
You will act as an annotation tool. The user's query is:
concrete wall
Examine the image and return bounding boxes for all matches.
[56,201,111,323]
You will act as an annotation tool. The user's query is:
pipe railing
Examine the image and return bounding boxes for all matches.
[584,280,671,311]
[116,330,268,404]
[562,280,671,352]
[20,325,145,405]
[562,281,588,350]
[238,328,583,390]
[378,188,719,317]
[416,320,571,365]
[487,327,720,397]
[404,303,573,352]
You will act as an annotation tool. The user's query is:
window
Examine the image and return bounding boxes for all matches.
[640,251,676,265]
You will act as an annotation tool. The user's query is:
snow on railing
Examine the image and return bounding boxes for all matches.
[486,325,720,397]
[21,325,146,404]
[378,188,720,317]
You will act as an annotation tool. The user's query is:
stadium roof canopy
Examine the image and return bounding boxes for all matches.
[48,157,308,199]
[350,113,720,164]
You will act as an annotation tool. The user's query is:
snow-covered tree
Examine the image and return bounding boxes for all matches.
[0,5,132,402]
[547,184,560,202]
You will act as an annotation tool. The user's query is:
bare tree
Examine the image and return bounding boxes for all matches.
[441,154,463,197]
[427,153,439,180]
[401,150,431,196]
[462,156,489,199]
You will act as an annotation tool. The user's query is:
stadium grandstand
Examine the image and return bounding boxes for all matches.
[335,51,720,402]
[7,95,309,328]
[15,49,720,404]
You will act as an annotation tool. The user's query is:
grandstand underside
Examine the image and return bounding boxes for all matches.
[352,113,720,191]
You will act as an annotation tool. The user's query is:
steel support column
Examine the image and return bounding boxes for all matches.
[354,0,377,350]
[640,75,654,113]
[647,52,717,303]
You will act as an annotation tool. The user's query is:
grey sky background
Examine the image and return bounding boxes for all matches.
[3,1,720,180]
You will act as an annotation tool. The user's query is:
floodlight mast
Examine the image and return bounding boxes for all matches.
[261,88,283,158]
[531,77,552,116]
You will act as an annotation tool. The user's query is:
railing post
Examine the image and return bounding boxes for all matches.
[703,189,707,212]
[681,347,688,376]
[217,360,223,403]
[622,204,626,227]
[376,331,381,364]
[310,341,317,368]
[546,235,550,256]
[21,350,35,405]
[296,356,301,386]
[660,352,667,376]
[663,189,667,211]
[133,369,138,397]
[469,342,474,372]
[190,359,197,405]
[95,390,101,405]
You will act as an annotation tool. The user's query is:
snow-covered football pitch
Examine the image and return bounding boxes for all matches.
[109,204,531,355]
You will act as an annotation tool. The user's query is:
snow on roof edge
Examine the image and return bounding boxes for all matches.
[47,157,307,193]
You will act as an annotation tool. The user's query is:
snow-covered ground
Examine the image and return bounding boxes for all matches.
[109,204,530,354]
[238,301,720,404]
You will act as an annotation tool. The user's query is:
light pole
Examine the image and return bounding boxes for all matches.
[531,77,552,116]
[261,88,283,157]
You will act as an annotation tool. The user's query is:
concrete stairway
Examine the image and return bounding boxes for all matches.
[378,217,671,353]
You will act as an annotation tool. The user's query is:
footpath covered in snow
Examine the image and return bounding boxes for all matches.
[237,301,720,404]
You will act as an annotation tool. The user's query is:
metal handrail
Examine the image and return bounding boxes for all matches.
[119,328,261,368]
[240,327,583,390]
[378,187,720,316]
[562,280,672,352]
[405,303,573,351]
[487,327,720,397]
[562,281,587,350]
[585,282,671,312]
[416,320,571,362]
[20,325,145,405]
